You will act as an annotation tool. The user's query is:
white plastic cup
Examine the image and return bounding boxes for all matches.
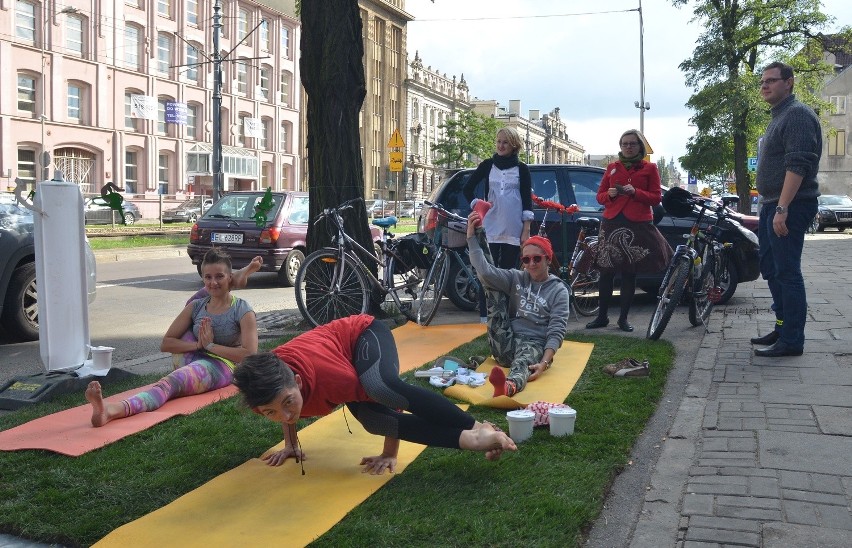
[549,407,577,437]
[506,410,535,443]
[89,346,115,371]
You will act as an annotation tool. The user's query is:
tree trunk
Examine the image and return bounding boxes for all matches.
[732,110,752,215]
[300,0,373,256]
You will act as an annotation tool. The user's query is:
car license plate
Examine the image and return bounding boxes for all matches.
[211,232,243,244]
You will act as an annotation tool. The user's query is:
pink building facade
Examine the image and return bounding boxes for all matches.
[1,0,300,214]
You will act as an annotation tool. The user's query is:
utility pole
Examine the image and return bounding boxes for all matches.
[212,0,224,200]
[634,0,650,133]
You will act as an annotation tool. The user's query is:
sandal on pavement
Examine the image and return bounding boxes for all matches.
[603,358,649,378]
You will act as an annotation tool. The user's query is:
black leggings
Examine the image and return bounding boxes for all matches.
[346,320,476,449]
[597,271,637,321]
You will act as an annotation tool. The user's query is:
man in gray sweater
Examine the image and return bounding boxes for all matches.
[752,61,821,357]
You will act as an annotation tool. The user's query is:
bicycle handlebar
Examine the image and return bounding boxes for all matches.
[423,200,468,223]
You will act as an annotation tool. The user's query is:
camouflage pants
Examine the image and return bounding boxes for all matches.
[475,228,544,393]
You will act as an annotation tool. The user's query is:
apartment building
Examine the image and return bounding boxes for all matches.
[2,0,300,214]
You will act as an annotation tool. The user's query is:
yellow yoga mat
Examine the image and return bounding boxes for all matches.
[95,408,427,547]
[443,341,594,409]
[392,321,487,372]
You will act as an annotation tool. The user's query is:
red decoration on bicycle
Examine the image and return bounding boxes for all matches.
[472,199,492,227]
[531,194,579,214]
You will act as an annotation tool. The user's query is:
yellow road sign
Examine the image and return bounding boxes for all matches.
[387,129,405,148]
[389,151,404,172]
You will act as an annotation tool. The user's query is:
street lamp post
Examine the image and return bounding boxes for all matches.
[634,0,650,133]
[40,6,78,181]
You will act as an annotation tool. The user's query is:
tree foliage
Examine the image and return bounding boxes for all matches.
[430,111,503,169]
[673,0,838,212]
[656,156,671,187]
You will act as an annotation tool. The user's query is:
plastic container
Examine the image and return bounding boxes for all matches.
[506,410,535,443]
[89,346,115,371]
[549,407,577,437]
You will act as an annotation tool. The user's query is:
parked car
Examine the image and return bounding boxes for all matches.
[399,200,424,218]
[418,164,760,309]
[364,199,394,217]
[1,194,96,341]
[814,194,852,232]
[162,197,214,223]
[187,191,382,287]
[83,198,141,225]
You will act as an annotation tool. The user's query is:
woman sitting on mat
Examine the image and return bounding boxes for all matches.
[466,210,570,398]
[86,248,258,427]
[233,314,517,475]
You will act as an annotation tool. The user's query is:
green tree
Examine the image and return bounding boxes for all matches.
[674,0,837,212]
[431,111,503,169]
[656,156,671,187]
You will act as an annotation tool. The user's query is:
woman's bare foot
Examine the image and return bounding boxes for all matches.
[460,422,517,461]
[232,256,264,289]
[85,381,124,427]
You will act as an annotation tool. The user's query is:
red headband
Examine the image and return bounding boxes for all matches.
[523,236,553,261]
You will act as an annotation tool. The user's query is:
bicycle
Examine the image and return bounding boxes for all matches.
[294,197,434,327]
[420,201,484,320]
[646,189,738,340]
[532,195,601,317]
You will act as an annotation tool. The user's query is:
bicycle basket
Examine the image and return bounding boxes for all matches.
[435,211,468,249]
[394,233,435,271]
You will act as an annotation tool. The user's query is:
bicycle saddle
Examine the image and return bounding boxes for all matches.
[372,216,398,228]
[576,217,601,230]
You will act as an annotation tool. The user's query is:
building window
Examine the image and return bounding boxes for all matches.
[260,20,270,51]
[281,162,289,189]
[187,0,199,25]
[281,26,290,59]
[236,61,247,94]
[238,114,248,146]
[280,70,292,105]
[260,118,270,150]
[828,129,846,157]
[124,25,141,70]
[18,149,37,187]
[17,74,37,114]
[66,14,84,56]
[157,33,173,75]
[237,9,249,42]
[16,1,36,44]
[68,84,82,120]
[158,98,168,134]
[158,154,170,194]
[157,0,171,18]
[259,66,270,99]
[124,92,140,131]
[280,122,292,154]
[830,96,847,115]
[125,151,138,194]
[187,104,199,139]
[186,43,199,82]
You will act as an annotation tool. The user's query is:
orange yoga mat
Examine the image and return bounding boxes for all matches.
[443,341,594,409]
[0,322,486,456]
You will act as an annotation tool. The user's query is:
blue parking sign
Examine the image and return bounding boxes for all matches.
[748,157,758,172]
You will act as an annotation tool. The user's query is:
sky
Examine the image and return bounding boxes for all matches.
[406,0,852,176]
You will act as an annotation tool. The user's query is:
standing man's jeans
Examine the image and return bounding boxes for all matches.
[758,198,818,349]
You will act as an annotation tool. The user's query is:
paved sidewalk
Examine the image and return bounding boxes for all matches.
[587,232,852,547]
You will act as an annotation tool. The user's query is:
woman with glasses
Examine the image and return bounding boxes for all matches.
[586,129,672,332]
[465,211,569,397]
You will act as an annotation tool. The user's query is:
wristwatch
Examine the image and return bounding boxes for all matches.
[775,205,788,214]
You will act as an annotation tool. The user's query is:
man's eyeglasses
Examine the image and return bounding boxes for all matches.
[521,255,545,265]
[759,77,787,87]
[620,142,640,147]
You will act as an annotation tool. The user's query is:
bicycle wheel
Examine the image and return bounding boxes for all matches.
[295,249,370,327]
[445,255,479,311]
[385,252,425,322]
[646,257,690,341]
[570,268,600,317]
[688,247,717,327]
[416,252,449,325]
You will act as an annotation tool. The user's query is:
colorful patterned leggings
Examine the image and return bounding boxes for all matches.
[475,228,544,393]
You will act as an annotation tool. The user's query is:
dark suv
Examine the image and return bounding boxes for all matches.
[419,164,760,309]
[188,191,310,286]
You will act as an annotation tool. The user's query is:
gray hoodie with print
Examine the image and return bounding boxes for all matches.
[467,235,569,351]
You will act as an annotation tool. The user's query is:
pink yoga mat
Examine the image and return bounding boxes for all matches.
[0,384,238,456]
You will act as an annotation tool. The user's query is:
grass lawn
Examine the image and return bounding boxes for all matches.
[0,332,673,547]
